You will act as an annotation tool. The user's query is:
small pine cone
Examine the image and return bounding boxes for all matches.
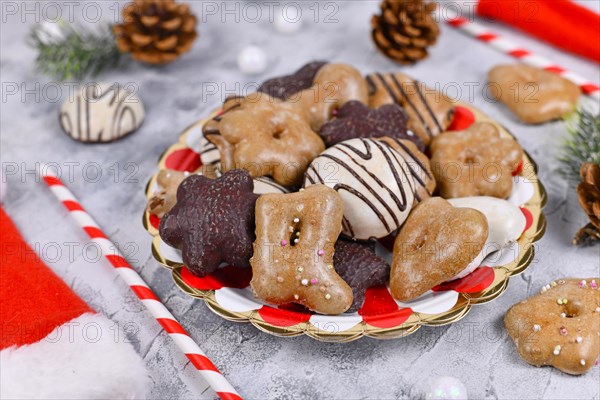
[371,0,440,64]
[574,162,600,245]
[113,0,197,65]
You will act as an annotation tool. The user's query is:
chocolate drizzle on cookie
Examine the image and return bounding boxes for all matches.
[305,138,414,239]
[59,84,144,143]
[367,73,453,143]
[380,137,433,202]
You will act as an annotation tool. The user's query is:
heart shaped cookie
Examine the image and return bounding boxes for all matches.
[488,65,580,124]
[505,279,600,375]
[448,196,526,278]
[390,197,488,301]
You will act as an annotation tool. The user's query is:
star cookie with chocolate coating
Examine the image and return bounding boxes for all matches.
[159,169,259,277]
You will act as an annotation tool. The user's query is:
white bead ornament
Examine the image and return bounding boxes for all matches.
[426,376,468,400]
[237,45,268,75]
[274,10,302,34]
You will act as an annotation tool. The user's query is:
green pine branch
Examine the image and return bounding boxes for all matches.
[28,21,121,81]
[558,107,600,183]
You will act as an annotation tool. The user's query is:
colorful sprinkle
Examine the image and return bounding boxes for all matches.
[591,280,598,289]
[297,266,304,273]
[317,249,324,256]
[294,238,299,244]
[301,279,309,286]
[560,313,566,318]
[310,278,318,285]
[553,345,561,355]
[559,327,568,336]
[281,239,288,246]
[533,324,541,332]
[327,264,333,270]
[293,217,300,223]
[596,307,600,313]
[325,293,331,300]
[579,280,587,288]
[580,359,586,366]
[551,281,557,287]
[293,294,299,300]
[576,336,583,343]
[557,298,563,305]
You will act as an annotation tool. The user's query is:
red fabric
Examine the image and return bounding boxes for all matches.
[0,207,92,349]
[477,0,600,63]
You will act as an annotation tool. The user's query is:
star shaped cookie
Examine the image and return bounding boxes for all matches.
[319,101,423,150]
[159,169,259,277]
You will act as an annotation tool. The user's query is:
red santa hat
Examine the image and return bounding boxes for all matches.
[0,207,151,398]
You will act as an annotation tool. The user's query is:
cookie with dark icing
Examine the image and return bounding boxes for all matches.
[505,279,600,375]
[319,100,423,150]
[367,72,455,146]
[258,61,327,100]
[159,169,259,277]
[334,238,390,313]
[304,138,415,240]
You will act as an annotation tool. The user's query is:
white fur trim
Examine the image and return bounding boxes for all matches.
[1,313,151,399]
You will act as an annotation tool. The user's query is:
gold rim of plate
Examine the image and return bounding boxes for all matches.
[142,103,547,342]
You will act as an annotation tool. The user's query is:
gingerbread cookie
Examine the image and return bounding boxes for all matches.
[367,72,454,145]
[147,169,189,217]
[258,61,327,100]
[203,94,325,187]
[488,65,580,124]
[250,185,353,314]
[334,238,390,313]
[430,122,524,199]
[505,279,600,375]
[159,169,259,277]
[296,63,369,131]
[304,138,415,240]
[390,197,488,301]
[319,100,422,149]
[377,137,435,207]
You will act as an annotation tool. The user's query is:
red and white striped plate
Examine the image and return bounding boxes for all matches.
[142,104,547,342]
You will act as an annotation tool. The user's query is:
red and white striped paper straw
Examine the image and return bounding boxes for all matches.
[441,8,600,102]
[41,169,242,400]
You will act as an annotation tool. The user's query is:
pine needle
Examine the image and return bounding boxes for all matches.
[28,21,121,81]
[558,108,600,183]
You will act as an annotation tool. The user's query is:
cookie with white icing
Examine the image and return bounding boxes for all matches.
[304,138,415,240]
[448,196,526,279]
[253,177,289,195]
[60,83,145,143]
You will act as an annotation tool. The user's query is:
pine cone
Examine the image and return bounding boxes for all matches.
[113,0,197,65]
[574,162,600,245]
[371,0,440,64]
